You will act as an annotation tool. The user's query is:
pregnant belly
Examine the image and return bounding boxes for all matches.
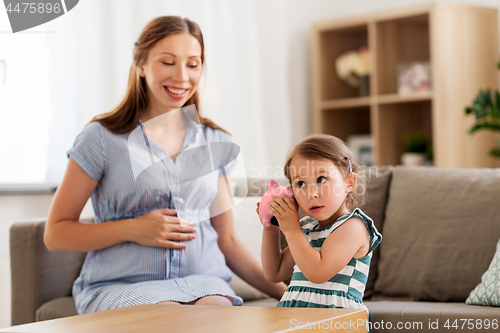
[183,221,232,280]
[80,221,232,285]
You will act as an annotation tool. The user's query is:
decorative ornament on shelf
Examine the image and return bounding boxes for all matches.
[335,47,371,96]
[397,62,431,95]
[347,135,373,167]
[464,59,500,158]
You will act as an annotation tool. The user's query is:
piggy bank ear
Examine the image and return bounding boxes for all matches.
[268,180,279,191]
[284,186,294,197]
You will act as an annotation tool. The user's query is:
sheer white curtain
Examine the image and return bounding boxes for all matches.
[0,14,53,183]
[42,0,292,183]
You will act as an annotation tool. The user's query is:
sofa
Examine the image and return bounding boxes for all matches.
[10,166,500,332]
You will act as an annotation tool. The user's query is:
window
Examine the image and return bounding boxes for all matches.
[0,13,53,183]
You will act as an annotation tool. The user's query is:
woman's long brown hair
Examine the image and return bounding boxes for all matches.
[91,16,228,135]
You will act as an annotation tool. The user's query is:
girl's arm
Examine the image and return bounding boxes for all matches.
[269,195,370,284]
[210,176,287,300]
[44,158,195,252]
[260,209,295,283]
[284,217,369,284]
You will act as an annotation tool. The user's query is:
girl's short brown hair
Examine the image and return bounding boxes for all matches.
[283,134,366,211]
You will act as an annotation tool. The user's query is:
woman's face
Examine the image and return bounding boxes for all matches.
[139,33,203,113]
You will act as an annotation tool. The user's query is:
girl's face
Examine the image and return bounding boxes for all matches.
[139,33,203,113]
[289,156,355,224]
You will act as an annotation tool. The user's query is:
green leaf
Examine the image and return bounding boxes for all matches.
[469,124,481,134]
[496,90,500,105]
[470,122,500,134]
[486,89,493,106]
[464,60,500,147]
[489,147,500,158]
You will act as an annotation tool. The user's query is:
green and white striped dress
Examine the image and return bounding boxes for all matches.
[276,208,382,309]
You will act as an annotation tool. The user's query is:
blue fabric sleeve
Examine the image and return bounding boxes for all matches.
[210,129,239,177]
[67,122,106,181]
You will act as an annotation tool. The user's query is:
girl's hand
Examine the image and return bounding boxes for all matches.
[125,208,196,249]
[268,195,300,234]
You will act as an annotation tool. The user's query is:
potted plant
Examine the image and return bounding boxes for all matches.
[401,131,431,166]
[464,60,500,158]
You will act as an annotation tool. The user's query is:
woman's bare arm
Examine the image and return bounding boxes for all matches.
[44,158,131,251]
[210,176,287,299]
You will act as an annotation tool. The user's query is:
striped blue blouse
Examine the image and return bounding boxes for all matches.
[68,112,242,314]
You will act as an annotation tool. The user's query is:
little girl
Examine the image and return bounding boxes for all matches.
[258,134,382,310]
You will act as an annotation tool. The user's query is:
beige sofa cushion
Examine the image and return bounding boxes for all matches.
[36,297,78,322]
[374,167,500,301]
[229,196,270,302]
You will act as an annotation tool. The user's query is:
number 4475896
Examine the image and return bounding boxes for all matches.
[444,319,498,330]
[6,2,61,14]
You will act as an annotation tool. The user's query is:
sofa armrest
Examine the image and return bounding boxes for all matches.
[10,220,86,325]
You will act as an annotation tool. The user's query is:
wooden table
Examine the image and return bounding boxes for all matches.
[0,305,368,333]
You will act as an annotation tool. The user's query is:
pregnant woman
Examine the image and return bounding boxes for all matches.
[44,16,286,314]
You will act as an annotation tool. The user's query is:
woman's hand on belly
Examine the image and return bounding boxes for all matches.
[124,208,197,249]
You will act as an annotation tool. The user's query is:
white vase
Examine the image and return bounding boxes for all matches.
[401,153,426,166]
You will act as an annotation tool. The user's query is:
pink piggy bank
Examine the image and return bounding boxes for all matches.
[259,180,299,228]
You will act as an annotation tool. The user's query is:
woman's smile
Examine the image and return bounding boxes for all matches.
[164,85,189,99]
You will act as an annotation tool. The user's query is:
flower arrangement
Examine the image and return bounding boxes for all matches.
[335,47,371,87]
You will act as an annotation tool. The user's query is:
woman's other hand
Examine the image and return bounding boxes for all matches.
[126,208,196,249]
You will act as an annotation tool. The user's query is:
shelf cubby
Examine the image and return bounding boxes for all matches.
[376,101,432,166]
[376,14,430,95]
[321,107,371,143]
[319,25,368,101]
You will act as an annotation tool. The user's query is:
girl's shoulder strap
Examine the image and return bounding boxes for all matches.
[299,216,318,235]
[347,208,382,255]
